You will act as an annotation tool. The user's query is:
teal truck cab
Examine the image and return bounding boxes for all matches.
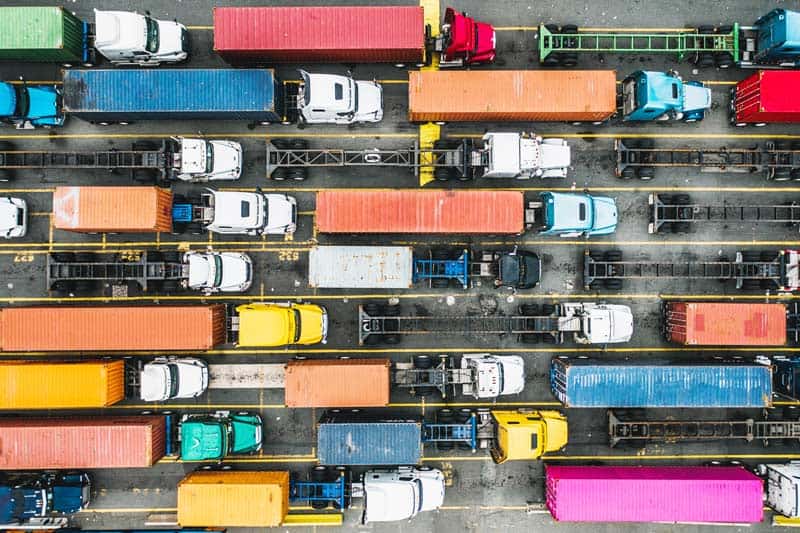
[0,472,90,529]
[177,411,262,461]
[534,191,618,237]
[742,9,800,68]
[621,71,711,123]
[0,81,64,129]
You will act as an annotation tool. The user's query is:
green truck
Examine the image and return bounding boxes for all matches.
[176,412,263,461]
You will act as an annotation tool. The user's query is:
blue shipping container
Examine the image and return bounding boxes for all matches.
[62,69,282,122]
[550,358,773,408]
[317,419,422,465]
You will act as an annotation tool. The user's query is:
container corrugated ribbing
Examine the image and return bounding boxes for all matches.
[664,301,787,345]
[734,70,800,124]
[285,358,391,407]
[53,186,173,233]
[0,7,86,62]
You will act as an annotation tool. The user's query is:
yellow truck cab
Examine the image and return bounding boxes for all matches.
[235,302,328,347]
[489,410,568,464]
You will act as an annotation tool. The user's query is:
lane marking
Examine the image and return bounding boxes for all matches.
[186,25,213,30]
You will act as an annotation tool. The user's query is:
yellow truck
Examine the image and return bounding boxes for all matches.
[236,302,328,347]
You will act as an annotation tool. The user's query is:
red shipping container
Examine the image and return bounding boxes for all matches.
[316,190,525,234]
[733,71,800,125]
[0,416,166,469]
[664,302,786,346]
[213,6,424,64]
[545,465,764,523]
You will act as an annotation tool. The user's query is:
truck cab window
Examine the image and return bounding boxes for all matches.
[13,86,29,117]
[530,433,538,450]
[578,202,586,221]
[145,17,159,53]
[240,201,250,218]
[334,83,343,100]
[205,142,214,173]
[671,84,678,99]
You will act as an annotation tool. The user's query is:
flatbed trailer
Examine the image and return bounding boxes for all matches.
[615,139,800,181]
[648,193,800,234]
[608,411,800,447]
[583,248,800,291]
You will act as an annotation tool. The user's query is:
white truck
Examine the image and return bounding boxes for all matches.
[139,358,209,402]
[173,189,297,236]
[477,132,571,179]
[93,10,188,66]
[297,70,383,125]
[0,197,26,238]
[168,138,242,182]
[394,354,525,399]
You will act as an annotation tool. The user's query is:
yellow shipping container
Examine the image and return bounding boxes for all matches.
[0,360,125,409]
[178,470,290,527]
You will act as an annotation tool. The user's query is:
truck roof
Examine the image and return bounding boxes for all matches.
[180,421,225,461]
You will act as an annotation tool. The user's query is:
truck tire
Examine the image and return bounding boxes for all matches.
[791,169,800,181]
[520,333,541,344]
[437,409,454,423]
[742,279,762,291]
[619,167,636,180]
[673,194,692,206]
[74,280,96,294]
[761,251,777,262]
[382,304,401,316]
[383,334,400,345]
[604,250,623,262]
[186,222,204,235]
[363,303,382,316]
[288,168,307,181]
[636,166,655,180]
[132,141,159,151]
[147,251,163,262]
[51,280,75,294]
[75,252,97,263]
[0,169,11,182]
[671,222,690,234]
[434,168,452,181]
[413,355,433,369]
[715,52,734,69]
[51,252,74,263]
[456,408,473,423]
[162,251,181,263]
[541,303,556,316]
[604,278,624,291]
[519,304,539,316]
[741,251,761,263]
[271,168,288,181]
[696,53,715,68]
[431,278,450,289]
[288,139,309,150]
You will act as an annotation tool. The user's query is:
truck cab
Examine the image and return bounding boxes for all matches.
[0,472,91,528]
[0,81,64,129]
[621,71,711,122]
[179,412,263,461]
[760,463,800,518]
[184,251,253,293]
[194,189,297,235]
[480,132,570,179]
[536,191,618,237]
[297,70,383,124]
[746,9,800,67]
[461,354,525,398]
[494,249,541,289]
[235,302,328,347]
[139,357,209,402]
[170,138,242,182]
[361,466,445,523]
[488,410,568,464]
[0,197,26,239]
[773,357,800,401]
[93,10,188,65]
[562,302,634,344]
[438,7,496,67]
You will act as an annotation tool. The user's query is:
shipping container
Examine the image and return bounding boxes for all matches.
[178,470,289,527]
[664,301,787,346]
[317,412,422,465]
[0,360,125,409]
[0,7,88,63]
[63,69,282,122]
[0,305,227,352]
[733,71,800,125]
[213,6,424,64]
[0,416,166,469]
[545,465,764,523]
[550,358,773,408]
[408,70,617,122]
[285,359,391,407]
[316,190,525,234]
[53,186,173,233]
[308,246,414,288]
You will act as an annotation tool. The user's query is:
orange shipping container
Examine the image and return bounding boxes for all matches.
[664,302,787,346]
[0,305,227,351]
[285,358,391,407]
[316,190,525,234]
[178,470,289,527]
[408,70,618,122]
[0,360,125,409]
[53,186,173,233]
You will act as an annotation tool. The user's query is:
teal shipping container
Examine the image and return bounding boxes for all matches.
[0,7,89,63]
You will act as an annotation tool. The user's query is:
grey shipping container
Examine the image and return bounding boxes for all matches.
[63,69,283,122]
[317,412,421,465]
[550,358,772,408]
[307,246,414,289]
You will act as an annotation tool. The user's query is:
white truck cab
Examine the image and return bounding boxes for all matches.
[94,10,188,65]
[139,357,209,402]
[561,302,634,344]
[202,190,297,236]
[362,466,445,523]
[172,138,242,182]
[481,132,570,179]
[184,251,253,293]
[0,197,27,239]
[461,354,525,398]
[298,70,383,124]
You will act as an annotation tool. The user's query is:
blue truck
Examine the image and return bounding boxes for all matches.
[621,71,711,123]
[0,80,64,129]
[534,191,618,237]
[0,472,90,529]
[550,357,773,408]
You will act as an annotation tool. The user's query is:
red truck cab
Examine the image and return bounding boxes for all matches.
[439,7,496,66]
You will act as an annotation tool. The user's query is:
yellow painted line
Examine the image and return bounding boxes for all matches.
[6,80,61,85]
[495,26,539,31]
[377,79,409,84]
[187,25,213,30]
[0,241,310,249]
[283,514,343,527]
[107,403,287,410]
[160,455,317,464]
[705,81,737,85]
[544,454,800,460]
[774,516,800,527]
[0,188,53,193]
[422,456,490,462]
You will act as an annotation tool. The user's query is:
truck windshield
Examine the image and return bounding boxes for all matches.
[205,142,214,174]
[351,79,358,112]
[213,254,223,287]
[145,17,159,53]
[167,364,179,398]
[292,309,302,343]
[415,479,424,512]
[496,362,505,392]
[13,86,29,118]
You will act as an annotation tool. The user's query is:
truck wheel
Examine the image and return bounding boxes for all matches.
[271,168,288,181]
[541,303,556,316]
[761,251,777,262]
[636,166,655,180]
[520,333,541,344]
[619,167,636,180]
[542,55,561,67]
[75,252,97,263]
[741,251,761,263]
[382,304,401,316]
[431,278,450,289]
[132,141,159,151]
[51,252,74,263]
[383,334,400,345]
[288,139,309,150]
[456,408,473,423]
[791,169,800,181]
[519,304,539,316]
[162,280,180,294]
[434,168,452,181]
[695,52,715,68]
[673,194,692,205]
[671,222,690,234]
[638,139,655,150]
[437,409,454,423]
[162,251,181,263]
[186,223,204,235]
[415,386,435,397]
[604,250,623,262]
[604,279,624,291]
[51,280,75,294]
[363,303,381,316]
[74,280,96,294]
[542,333,558,344]
[774,168,792,181]
[288,168,307,181]
[560,54,578,67]
[742,279,762,291]
[715,52,734,69]
[413,355,433,369]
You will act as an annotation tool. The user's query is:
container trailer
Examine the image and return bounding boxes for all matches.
[731,71,800,126]
[0,472,90,530]
[550,358,772,408]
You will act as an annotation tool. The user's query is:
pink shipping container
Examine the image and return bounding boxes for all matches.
[213,6,424,64]
[545,465,764,524]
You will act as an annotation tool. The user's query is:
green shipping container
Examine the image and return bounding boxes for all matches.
[0,7,87,63]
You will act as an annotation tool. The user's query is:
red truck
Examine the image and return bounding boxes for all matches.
[731,71,800,126]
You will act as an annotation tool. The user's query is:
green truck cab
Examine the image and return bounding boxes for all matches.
[179,411,263,461]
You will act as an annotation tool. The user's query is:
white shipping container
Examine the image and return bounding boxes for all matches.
[308,246,413,289]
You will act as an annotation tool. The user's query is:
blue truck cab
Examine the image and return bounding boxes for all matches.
[536,191,618,237]
[0,472,90,528]
[0,81,64,129]
[751,9,800,67]
[621,71,711,123]
[773,357,800,400]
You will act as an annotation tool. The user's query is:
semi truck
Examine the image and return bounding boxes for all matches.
[0,303,327,352]
[47,249,253,296]
[0,472,90,530]
[0,80,64,128]
[550,357,773,408]
[316,190,618,237]
[317,408,568,465]
[583,248,800,292]
[61,69,382,126]
[539,8,800,69]
[0,196,26,238]
[307,245,541,290]
[731,70,800,126]
[0,413,262,468]
[267,132,571,182]
[620,70,711,123]
[213,6,496,68]
[358,301,633,345]
[52,186,297,236]
[0,138,242,183]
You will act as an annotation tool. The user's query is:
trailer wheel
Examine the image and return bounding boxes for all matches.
[761,251,777,262]
[541,333,558,344]
[383,334,400,345]
[132,141,159,151]
[415,386,436,397]
[673,194,692,205]
[186,222,204,235]
[520,333,541,344]
[75,252,97,263]
[743,279,763,291]
[604,250,623,262]
[51,252,75,263]
[363,303,382,316]
[695,53,715,68]
[74,280,96,294]
[288,168,307,181]
[413,355,434,369]
[774,168,792,181]
[604,278,624,291]
[434,168,452,181]
[431,278,450,289]
[161,280,180,294]
[715,52,734,69]
[638,139,655,150]
[363,334,381,345]
[619,167,636,180]
[162,251,181,263]
[456,408,473,423]
[288,139,309,150]
[541,303,556,316]
[542,55,561,67]
[636,166,655,180]
[519,304,539,316]
[437,409,454,423]
[51,280,75,294]
[791,169,800,181]
[382,304,401,316]
[270,168,287,181]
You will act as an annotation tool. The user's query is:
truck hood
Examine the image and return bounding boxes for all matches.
[139,364,171,402]
[0,83,16,117]
[539,140,571,170]
[589,195,618,236]
[94,10,146,50]
[683,82,712,113]
[586,304,634,344]
[179,138,210,175]
[353,80,383,123]
[467,355,526,397]
[229,414,263,454]
[363,480,417,523]
[0,487,45,520]
[0,198,25,238]
[498,252,540,289]
[207,140,242,179]
[26,85,61,122]
[187,252,252,292]
[496,355,525,395]
[180,421,225,461]
[263,194,297,234]
[155,19,187,57]
[51,484,87,514]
